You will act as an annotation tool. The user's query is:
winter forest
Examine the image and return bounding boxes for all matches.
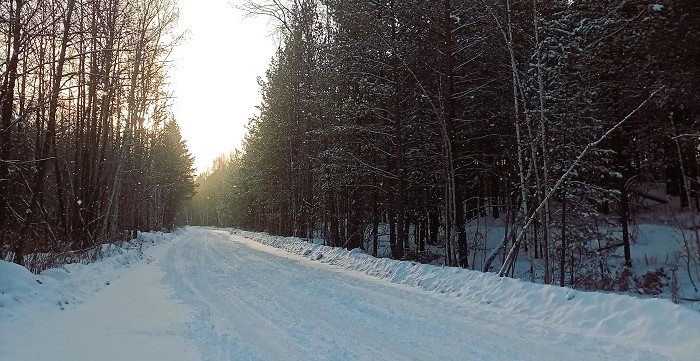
[2,0,699,303]
[0,0,196,271]
[190,0,700,299]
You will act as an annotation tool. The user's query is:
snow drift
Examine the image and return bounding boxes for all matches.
[232,229,700,360]
[0,231,175,323]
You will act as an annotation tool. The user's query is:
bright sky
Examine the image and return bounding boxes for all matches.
[169,0,278,174]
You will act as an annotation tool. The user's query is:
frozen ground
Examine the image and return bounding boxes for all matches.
[1,227,698,360]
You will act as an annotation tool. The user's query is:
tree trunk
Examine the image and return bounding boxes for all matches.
[560,188,567,286]
[532,0,551,284]
[484,0,528,272]
[372,187,379,256]
[0,0,24,256]
[388,0,405,260]
[389,208,397,258]
[620,186,632,268]
[18,0,75,254]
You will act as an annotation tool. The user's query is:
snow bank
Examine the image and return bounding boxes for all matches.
[0,260,40,296]
[0,231,176,323]
[232,230,700,360]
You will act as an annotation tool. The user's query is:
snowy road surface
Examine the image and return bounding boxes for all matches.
[1,228,690,360]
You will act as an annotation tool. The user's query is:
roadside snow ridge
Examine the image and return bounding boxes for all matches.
[233,229,700,360]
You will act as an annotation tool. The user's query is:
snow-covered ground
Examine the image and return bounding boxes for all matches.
[0,231,198,361]
[365,211,700,306]
[2,227,699,360]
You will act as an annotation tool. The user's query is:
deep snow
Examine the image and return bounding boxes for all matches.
[1,227,698,360]
[0,232,171,322]
[0,232,197,361]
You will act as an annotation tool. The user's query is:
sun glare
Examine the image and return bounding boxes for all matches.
[169,0,277,174]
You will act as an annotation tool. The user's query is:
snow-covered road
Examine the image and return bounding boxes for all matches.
[1,228,690,360]
[165,228,671,361]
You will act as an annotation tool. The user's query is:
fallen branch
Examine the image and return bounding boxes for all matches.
[497,87,665,277]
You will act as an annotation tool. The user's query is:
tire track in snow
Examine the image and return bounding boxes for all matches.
[163,228,667,361]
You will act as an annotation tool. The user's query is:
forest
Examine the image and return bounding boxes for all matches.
[0,0,196,272]
[189,0,699,292]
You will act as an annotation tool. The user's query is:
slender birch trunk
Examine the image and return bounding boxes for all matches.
[498,88,663,276]
[483,0,528,272]
[533,0,551,284]
[17,0,76,256]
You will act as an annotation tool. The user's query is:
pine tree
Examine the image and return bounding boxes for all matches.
[150,119,196,230]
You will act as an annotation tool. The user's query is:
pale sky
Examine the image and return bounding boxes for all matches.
[169,0,278,174]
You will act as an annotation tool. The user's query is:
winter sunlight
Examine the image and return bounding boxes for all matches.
[170,0,277,174]
[1,1,698,360]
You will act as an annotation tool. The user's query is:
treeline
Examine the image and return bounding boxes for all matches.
[1,0,195,270]
[191,0,699,288]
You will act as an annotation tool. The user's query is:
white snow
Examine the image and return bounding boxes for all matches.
[0,259,39,296]
[233,228,700,360]
[0,232,197,361]
[1,227,698,360]
[0,232,172,322]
